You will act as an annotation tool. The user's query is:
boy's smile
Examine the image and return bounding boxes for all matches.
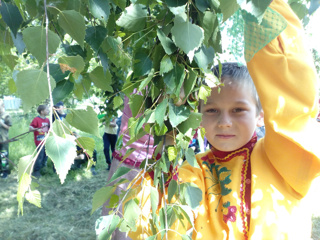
[200,79,262,152]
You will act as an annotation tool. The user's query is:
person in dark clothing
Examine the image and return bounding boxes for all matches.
[52,101,67,122]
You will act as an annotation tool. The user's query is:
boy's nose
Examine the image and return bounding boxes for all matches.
[218,114,232,128]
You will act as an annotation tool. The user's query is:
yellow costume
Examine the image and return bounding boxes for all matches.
[127,0,320,239]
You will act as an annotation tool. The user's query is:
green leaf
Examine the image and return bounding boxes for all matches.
[201,11,217,46]
[102,37,131,69]
[16,69,56,111]
[22,26,60,66]
[85,26,108,53]
[181,182,202,210]
[0,2,23,37]
[198,85,212,104]
[45,135,77,184]
[91,186,116,214]
[134,49,153,77]
[168,179,178,203]
[44,64,70,83]
[8,78,17,94]
[160,55,174,75]
[89,66,113,92]
[168,102,190,128]
[52,80,74,104]
[96,215,120,240]
[150,186,159,219]
[220,0,240,22]
[116,4,147,32]
[107,166,132,184]
[184,67,197,101]
[177,112,202,134]
[194,45,215,70]
[290,2,308,20]
[52,119,70,138]
[138,69,155,92]
[129,94,144,117]
[89,0,110,23]
[157,29,177,55]
[58,55,85,80]
[154,123,168,136]
[163,63,185,97]
[165,0,188,7]
[25,189,41,208]
[2,54,18,70]
[185,148,200,168]
[167,146,177,161]
[11,28,26,55]
[58,10,86,48]
[65,106,100,137]
[195,0,210,12]
[123,199,141,231]
[17,172,32,215]
[242,0,272,23]
[0,42,12,55]
[18,155,33,182]
[73,77,91,100]
[171,20,204,61]
[155,98,168,128]
[173,205,195,230]
[76,136,95,158]
[113,95,123,109]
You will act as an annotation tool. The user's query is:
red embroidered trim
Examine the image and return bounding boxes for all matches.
[239,149,250,240]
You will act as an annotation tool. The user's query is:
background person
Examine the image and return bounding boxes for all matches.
[0,99,12,178]
[29,105,50,178]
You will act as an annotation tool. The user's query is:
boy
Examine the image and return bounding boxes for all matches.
[52,101,67,122]
[0,99,12,178]
[29,105,50,178]
[125,0,320,239]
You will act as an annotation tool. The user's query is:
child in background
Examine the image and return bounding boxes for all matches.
[29,105,50,178]
[126,0,320,239]
[52,101,67,122]
[0,99,12,178]
[102,117,118,170]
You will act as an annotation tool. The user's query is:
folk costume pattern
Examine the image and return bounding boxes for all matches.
[197,135,256,239]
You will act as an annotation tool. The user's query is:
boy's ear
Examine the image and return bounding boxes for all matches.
[256,111,264,127]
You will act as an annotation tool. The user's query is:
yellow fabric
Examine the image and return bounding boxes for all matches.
[127,0,320,239]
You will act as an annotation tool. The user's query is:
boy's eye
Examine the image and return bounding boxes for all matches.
[233,108,245,113]
[206,108,218,113]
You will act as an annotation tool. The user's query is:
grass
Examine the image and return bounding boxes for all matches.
[0,112,109,240]
[1,112,320,239]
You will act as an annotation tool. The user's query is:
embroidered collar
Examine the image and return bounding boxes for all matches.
[211,134,257,161]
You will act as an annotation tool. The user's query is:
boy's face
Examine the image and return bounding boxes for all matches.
[56,105,65,114]
[41,107,49,116]
[200,79,261,152]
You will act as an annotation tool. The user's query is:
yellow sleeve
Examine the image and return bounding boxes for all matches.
[247,0,320,197]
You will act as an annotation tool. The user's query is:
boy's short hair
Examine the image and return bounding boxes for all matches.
[211,62,262,115]
[37,105,48,114]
